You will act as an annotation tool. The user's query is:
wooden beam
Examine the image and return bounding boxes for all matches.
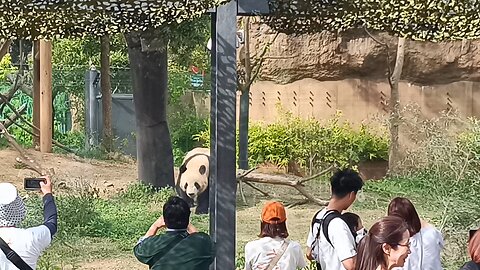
[39,40,52,153]
[33,41,40,147]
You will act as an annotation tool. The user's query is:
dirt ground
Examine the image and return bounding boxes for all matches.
[0,148,386,270]
[0,148,138,194]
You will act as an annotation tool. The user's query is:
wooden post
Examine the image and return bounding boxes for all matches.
[33,41,41,147]
[39,40,52,153]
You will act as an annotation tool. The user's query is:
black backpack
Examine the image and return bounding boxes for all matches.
[309,209,342,270]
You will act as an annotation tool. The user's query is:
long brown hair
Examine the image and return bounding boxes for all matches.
[387,197,421,236]
[355,216,409,270]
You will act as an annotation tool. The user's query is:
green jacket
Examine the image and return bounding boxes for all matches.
[134,231,215,270]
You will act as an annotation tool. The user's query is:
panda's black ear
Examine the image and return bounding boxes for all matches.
[199,165,206,175]
[180,164,187,174]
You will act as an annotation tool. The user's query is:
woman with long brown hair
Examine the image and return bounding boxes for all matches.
[355,216,411,270]
[387,197,444,270]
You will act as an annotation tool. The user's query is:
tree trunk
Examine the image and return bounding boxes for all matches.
[388,37,406,173]
[125,32,174,188]
[100,34,113,152]
[33,41,40,147]
[238,17,251,170]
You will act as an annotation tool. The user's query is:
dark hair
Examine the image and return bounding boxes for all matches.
[259,220,289,239]
[331,169,364,198]
[387,197,421,236]
[163,196,191,229]
[355,216,409,270]
[342,212,361,236]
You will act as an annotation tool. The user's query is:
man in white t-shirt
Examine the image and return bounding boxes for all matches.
[245,201,307,270]
[306,169,364,270]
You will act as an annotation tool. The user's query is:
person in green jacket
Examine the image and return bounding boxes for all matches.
[134,196,215,270]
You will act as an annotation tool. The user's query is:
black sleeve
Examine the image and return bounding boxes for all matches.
[42,193,58,238]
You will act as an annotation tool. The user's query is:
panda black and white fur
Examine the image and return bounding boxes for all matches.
[175,147,210,214]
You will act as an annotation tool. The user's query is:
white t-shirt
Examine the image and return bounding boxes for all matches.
[393,226,444,270]
[306,209,356,270]
[245,237,307,270]
[0,226,52,270]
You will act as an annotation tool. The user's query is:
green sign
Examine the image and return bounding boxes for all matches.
[191,74,204,88]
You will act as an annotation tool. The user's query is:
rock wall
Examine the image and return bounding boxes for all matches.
[248,23,480,85]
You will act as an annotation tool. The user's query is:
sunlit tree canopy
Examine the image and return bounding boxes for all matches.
[0,0,226,39]
[265,0,480,41]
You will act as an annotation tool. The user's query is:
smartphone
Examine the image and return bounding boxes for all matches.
[24,178,46,191]
[469,229,478,241]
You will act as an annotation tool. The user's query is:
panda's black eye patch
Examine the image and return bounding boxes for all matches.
[184,183,188,190]
[199,165,206,175]
[194,182,201,190]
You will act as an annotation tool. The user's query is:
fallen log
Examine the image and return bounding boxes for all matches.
[236,167,333,206]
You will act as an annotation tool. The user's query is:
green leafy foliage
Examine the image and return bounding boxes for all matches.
[196,109,388,170]
[169,103,208,166]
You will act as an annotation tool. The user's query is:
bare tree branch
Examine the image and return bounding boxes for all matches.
[0,40,12,61]
[238,171,329,205]
[363,27,393,88]
[244,32,280,92]
[0,122,51,176]
[0,94,75,153]
[298,166,334,184]
[2,104,27,129]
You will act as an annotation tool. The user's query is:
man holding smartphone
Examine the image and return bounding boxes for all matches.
[0,176,57,270]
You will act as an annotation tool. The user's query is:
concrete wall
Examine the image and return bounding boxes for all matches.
[187,79,480,124]
[247,79,479,123]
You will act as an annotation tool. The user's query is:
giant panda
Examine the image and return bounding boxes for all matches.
[175,147,210,214]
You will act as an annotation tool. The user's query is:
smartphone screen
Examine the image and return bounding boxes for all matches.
[469,229,478,241]
[24,178,45,191]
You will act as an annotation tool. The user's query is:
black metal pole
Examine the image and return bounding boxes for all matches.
[209,1,238,269]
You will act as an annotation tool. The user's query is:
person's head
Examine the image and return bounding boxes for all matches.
[387,197,421,236]
[259,201,288,239]
[468,230,480,263]
[163,196,191,229]
[342,212,366,244]
[0,183,26,227]
[330,169,364,209]
[355,216,411,270]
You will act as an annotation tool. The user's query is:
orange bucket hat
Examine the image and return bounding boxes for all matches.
[261,201,287,224]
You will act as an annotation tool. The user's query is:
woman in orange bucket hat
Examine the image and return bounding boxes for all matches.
[244,201,307,270]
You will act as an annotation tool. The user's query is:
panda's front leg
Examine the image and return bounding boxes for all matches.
[194,187,209,214]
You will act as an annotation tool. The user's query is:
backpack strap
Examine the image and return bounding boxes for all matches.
[0,236,34,270]
[309,209,323,249]
[321,210,342,247]
[310,209,341,249]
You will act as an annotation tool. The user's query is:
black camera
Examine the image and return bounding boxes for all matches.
[24,178,46,191]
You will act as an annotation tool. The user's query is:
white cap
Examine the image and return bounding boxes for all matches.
[0,183,18,205]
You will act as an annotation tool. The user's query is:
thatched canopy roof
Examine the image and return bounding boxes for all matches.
[265,0,480,41]
[0,0,225,39]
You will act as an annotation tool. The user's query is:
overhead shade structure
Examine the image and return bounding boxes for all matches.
[0,0,227,39]
[263,0,480,41]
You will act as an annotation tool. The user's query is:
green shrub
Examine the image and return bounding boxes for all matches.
[196,109,388,171]
[169,104,208,166]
